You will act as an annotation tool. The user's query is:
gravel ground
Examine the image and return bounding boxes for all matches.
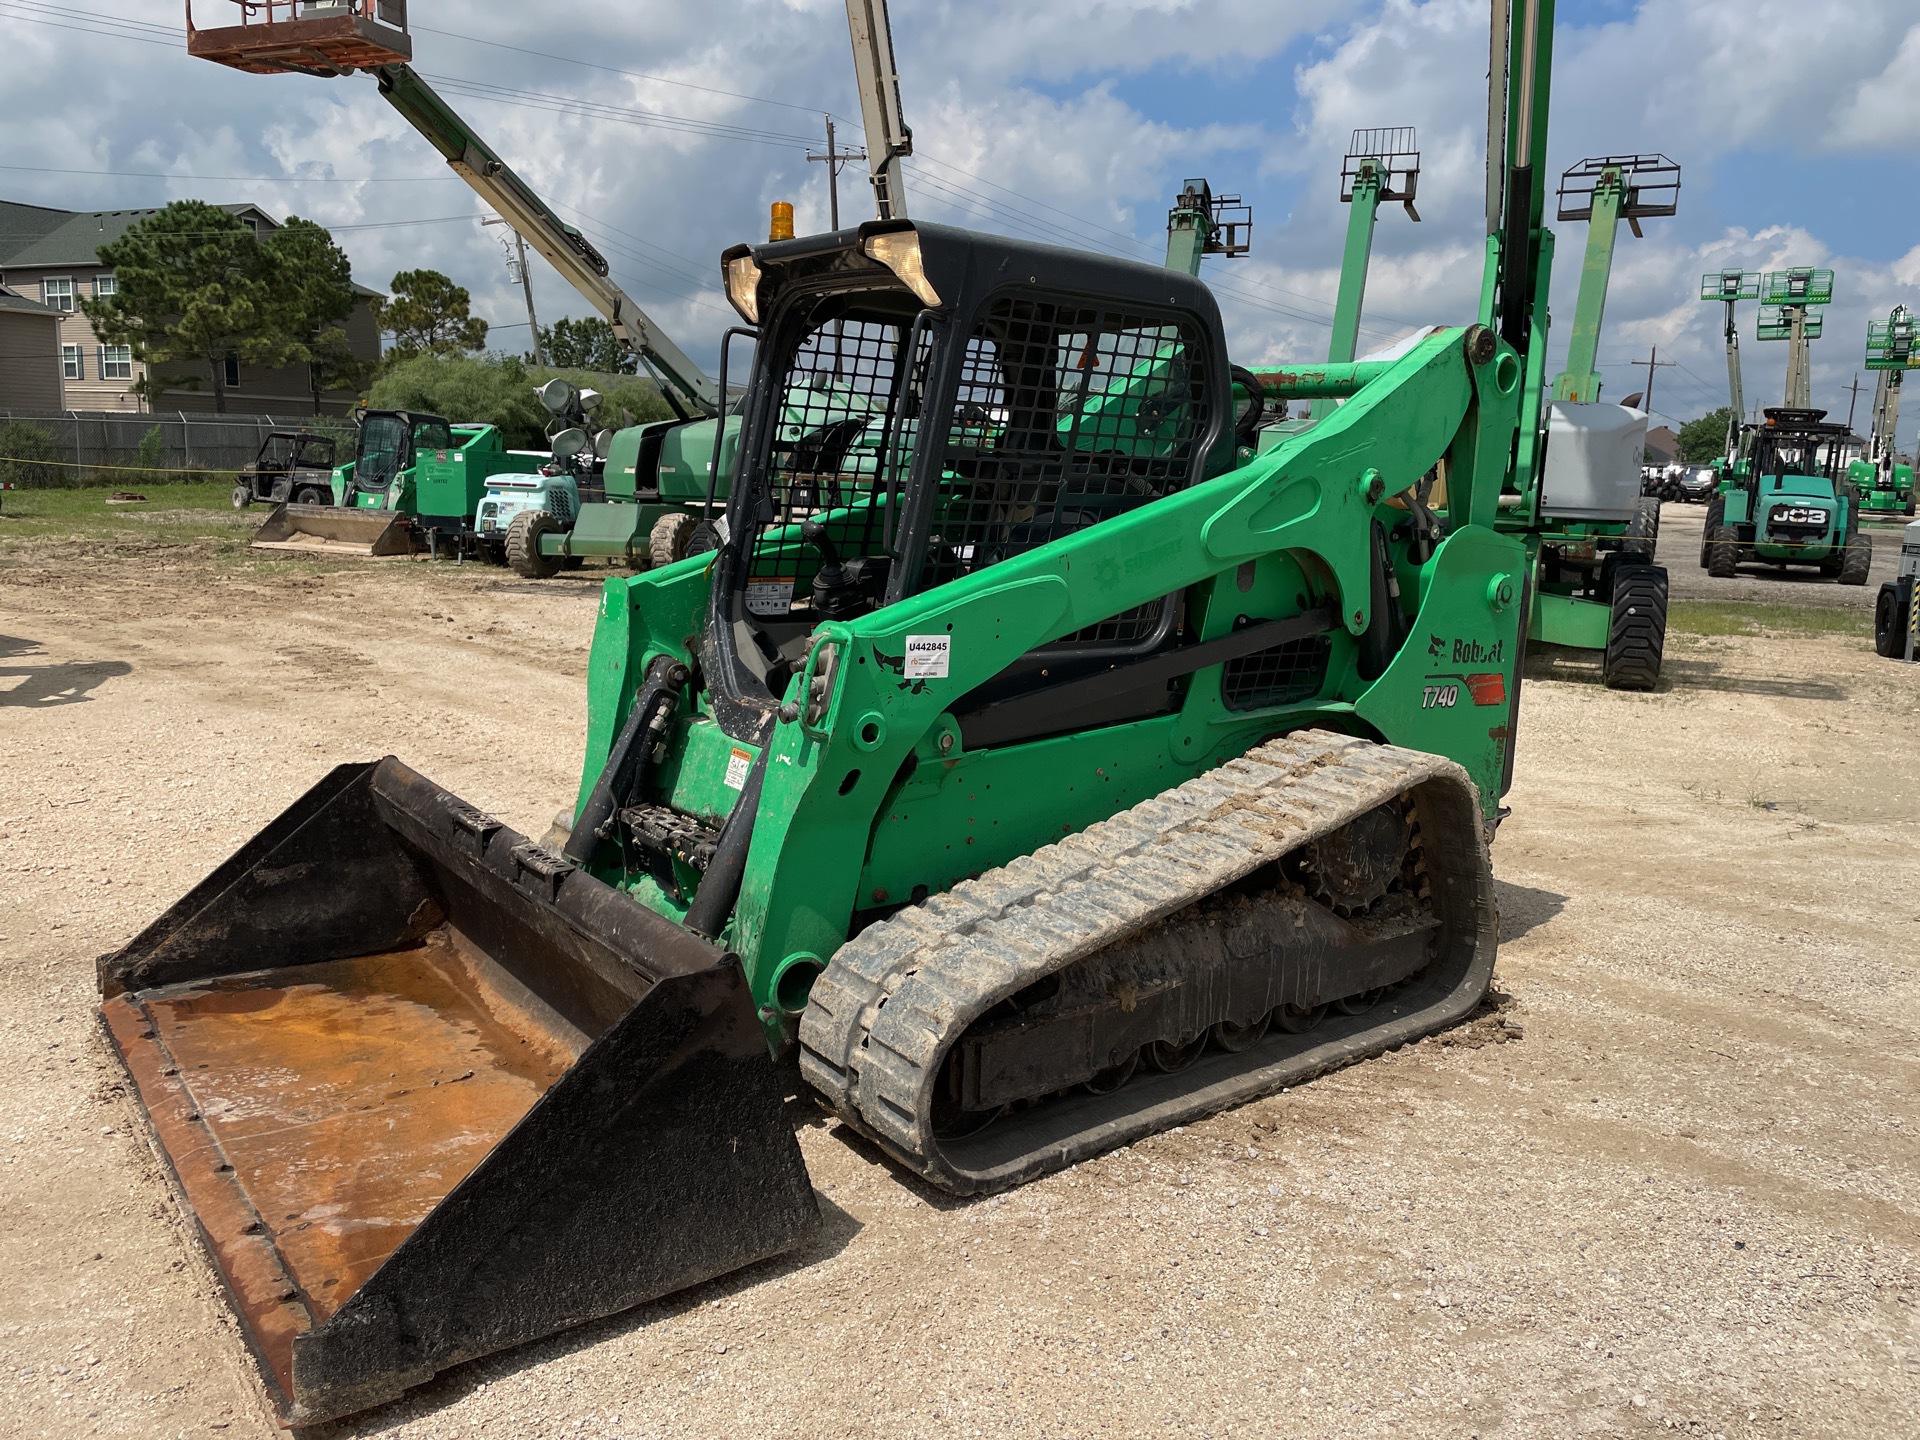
[1,505,1915,1440]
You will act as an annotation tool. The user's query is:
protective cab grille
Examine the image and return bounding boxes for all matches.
[916,295,1212,649]
[746,316,919,618]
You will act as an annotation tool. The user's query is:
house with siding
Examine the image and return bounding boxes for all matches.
[0,283,64,409]
[0,200,381,415]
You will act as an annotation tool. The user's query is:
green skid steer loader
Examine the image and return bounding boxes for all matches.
[103,0,1565,1425]
[251,410,542,558]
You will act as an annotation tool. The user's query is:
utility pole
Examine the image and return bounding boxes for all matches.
[483,215,543,365]
[1844,370,1866,433]
[1634,345,1676,415]
[806,114,867,231]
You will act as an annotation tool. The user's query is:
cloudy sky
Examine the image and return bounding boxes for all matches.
[6,1,1919,445]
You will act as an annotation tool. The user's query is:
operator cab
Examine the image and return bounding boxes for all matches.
[349,409,451,503]
[701,221,1231,740]
[1745,407,1849,488]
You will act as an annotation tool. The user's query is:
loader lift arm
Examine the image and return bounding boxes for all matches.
[372,65,719,416]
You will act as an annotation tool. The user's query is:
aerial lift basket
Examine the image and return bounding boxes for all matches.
[97,759,818,1424]
[185,1,413,76]
[249,502,418,556]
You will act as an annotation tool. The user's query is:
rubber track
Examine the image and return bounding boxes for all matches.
[798,729,1497,1194]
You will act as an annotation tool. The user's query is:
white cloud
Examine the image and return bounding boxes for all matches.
[6,1,1920,447]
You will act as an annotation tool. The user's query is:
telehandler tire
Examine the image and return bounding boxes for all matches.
[1705,524,1740,578]
[1838,531,1872,586]
[1603,563,1667,692]
[649,511,699,569]
[1622,495,1660,562]
[506,510,564,579]
[1876,577,1912,658]
[1699,497,1724,568]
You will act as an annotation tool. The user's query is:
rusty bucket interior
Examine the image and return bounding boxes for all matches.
[98,759,817,1425]
[250,502,419,557]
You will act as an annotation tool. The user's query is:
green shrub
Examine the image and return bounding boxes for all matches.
[367,352,675,448]
[0,420,64,488]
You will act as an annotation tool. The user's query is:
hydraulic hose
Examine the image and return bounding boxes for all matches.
[684,743,769,939]
[1358,521,1408,681]
[561,656,688,865]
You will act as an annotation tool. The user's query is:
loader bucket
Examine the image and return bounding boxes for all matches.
[97,759,818,1426]
[249,502,419,557]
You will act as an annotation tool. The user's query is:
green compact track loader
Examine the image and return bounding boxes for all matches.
[250,410,540,557]
[104,0,1567,1425]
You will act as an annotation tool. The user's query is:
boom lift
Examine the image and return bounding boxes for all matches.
[115,0,1562,1425]
[843,0,913,220]
[188,1,741,570]
[1701,267,1760,460]
[1548,154,1679,403]
[1851,306,1917,516]
[1308,129,1421,424]
[1489,153,1678,691]
[1757,266,1834,410]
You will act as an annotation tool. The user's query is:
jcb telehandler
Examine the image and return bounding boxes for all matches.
[106,0,1563,1424]
[1703,407,1872,583]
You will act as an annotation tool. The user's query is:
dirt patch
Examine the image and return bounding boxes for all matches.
[1,519,1915,1439]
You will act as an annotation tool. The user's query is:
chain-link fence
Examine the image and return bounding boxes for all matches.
[0,410,356,486]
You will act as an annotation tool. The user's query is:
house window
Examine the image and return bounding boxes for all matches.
[223,354,240,387]
[43,277,74,312]
[99,345,132,380]
[61,344,83,380]
[93,273,117,298]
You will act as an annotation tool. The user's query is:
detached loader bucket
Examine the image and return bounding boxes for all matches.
[97,760,818,1426]
[250,502,418,556]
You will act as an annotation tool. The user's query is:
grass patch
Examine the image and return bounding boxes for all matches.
[0,480,253,553]
[1668,600,1870,639]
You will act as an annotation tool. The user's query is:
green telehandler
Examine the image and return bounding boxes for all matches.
[114,0,1563,1425]
[1704,406,1872,582]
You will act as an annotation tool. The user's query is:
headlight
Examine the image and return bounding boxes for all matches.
[724,253,762,324]
[864,229,942,308]
[1771,505,1829,525]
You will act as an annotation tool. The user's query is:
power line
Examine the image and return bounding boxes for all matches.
[0,1,176,46]
[411,22,834,120]
[419,73,823,150]
[0,162,458,184]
